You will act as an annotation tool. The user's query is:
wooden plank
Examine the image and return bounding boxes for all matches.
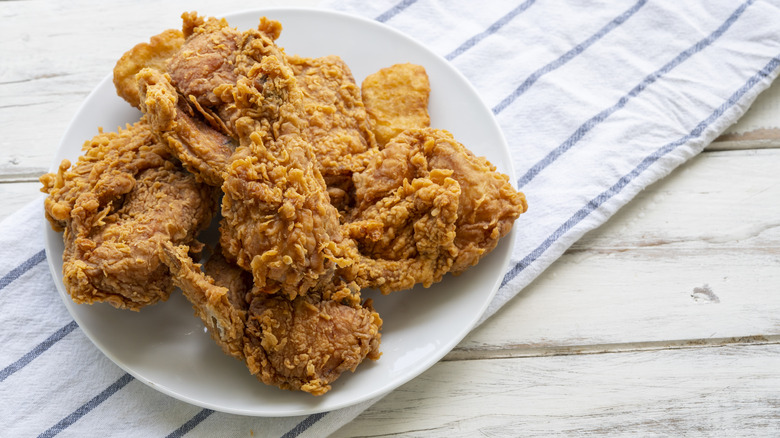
[711,129,780,151]
[713,72,780,150]
[333,344,780,437]
[458,245,780,354]
[574,148,780,250]
[456,148,780,354]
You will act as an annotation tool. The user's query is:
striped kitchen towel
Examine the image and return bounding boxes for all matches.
[3,0,780,436]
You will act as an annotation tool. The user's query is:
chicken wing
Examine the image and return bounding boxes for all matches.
[137,67,236,187]
[118,13,282,186]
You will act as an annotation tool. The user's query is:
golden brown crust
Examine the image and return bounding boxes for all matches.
[160,243,247,360]
[288,54,380,213]
[218,29,351,300]
[137,68,236,186]
[159,242,382,395]
[289,54,377,173]
[113,29,184,108]
[343,128,527,293]
[361,63,431,146]
[40,118,219,310]
[244,290,381,395]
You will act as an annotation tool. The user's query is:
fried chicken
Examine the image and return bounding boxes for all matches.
[113,29,185,109]
[167,12,244,125]
[361,63,431,146]
[130,16,352,299]
[127,14,245,186]
[137,67,237,186]
[203,246,253,314]
[244,285,381,395]
[288,54,378,212]
[40,117,219,310]
[344,170,461,293]
[160,242,382,395]
[218,26,353,299]
[47,11,527,397]
[129,13,354,299]
[343,128,527,293]
[114,13,282,186]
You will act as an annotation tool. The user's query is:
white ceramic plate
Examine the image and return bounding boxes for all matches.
[44,8,517,416]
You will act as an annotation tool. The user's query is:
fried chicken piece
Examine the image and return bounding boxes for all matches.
[120,14,281,186]
[130,14,246,186]
[361,63,431,146]
[244,285,381,395]
[288,54,378,211]
[160,242,382,395]
[343,128,527,293]
[138,67,236,186]
[40,118,219,310]
[204,246,252,314]
[159,243,247,359]
[113,29,185,108]
[166,12,245,137]
[219,27,352,299]
[132,15,351,298]
[344,170,461,293]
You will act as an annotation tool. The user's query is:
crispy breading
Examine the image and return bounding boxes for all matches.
[137,68,236,186]
[244,287,381,395]
[289,54,379,212]
[113,29,184,108]
[167,13,243,134]
[40,118,218,310]
[288,55,377,170]
[219,27,352,299]
[160,242,382,395]
[343,128,527,293]
[361,63,431,146]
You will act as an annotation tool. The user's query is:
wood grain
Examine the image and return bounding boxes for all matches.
[334,344,780,437]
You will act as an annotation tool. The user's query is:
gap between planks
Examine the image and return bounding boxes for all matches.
[0,173,45,184]
[445,334,780,361]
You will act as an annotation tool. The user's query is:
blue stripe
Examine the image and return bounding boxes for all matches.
[0,249,68,382]
[501,53,780,288]
[376,0,418,23]
[493,0,647,114]
[166,409,214,438]
[515,0,755,188]
[445,0,537,61]
[0,249,46,291]
[280,412,328,438]
[38,373,135,438]
[0,320,78,383]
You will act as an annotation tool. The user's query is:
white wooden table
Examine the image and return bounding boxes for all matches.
[3,1,779,436]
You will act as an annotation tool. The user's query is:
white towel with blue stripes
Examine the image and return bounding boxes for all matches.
[3,0,780,436]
